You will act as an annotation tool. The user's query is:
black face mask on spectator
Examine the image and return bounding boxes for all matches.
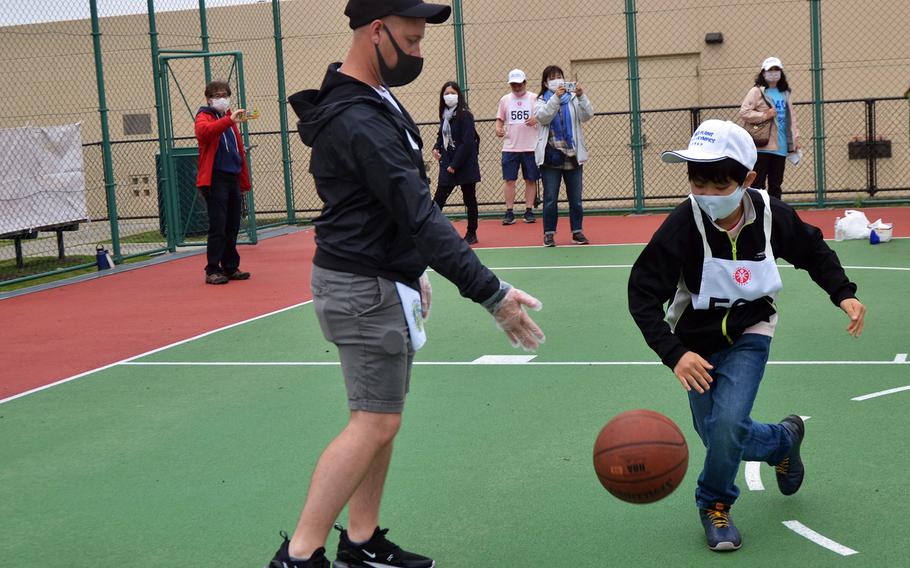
[376,24,423,87]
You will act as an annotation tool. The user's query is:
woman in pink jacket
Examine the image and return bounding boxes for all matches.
[739,57,799,200]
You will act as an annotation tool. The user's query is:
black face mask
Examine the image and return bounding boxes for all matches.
[375,25,423,87]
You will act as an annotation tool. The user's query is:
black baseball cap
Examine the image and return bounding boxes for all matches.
[345,0,452,29]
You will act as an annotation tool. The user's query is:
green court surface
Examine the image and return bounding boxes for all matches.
[2,241,908,567]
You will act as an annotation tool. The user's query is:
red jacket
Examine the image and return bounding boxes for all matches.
[194,108,251,191]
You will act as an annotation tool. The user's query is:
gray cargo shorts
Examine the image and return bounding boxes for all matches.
[311,265,414,413]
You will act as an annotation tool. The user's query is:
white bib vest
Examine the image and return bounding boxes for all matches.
[689,190,782,311]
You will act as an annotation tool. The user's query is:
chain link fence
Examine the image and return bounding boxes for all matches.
[1,0,908,285]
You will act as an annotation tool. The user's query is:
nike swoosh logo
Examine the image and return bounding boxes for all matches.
[362,550,376,559]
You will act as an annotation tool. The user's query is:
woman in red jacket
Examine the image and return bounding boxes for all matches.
[195,81,251,285]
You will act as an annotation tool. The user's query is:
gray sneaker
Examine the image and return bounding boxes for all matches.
[205,272,229,285]
[502,210,516,225]
[543,233,556,247]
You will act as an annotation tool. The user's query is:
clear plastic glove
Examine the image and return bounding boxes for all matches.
[492,288,545,351]
[419,271,432,321]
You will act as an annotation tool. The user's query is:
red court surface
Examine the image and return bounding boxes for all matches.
[2,206,908,401]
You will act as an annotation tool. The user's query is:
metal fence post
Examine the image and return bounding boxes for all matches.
[624,0,645,212]
[90,0,122,262]
[864,99,878,196]
[810,0,827,207]
[453,0,469,99]
[272,0,296,224]
[148,0,177,251]
[199,0,212,83]
[236,53,258,244]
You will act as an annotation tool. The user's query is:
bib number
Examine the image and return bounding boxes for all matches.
[508,99,531,124]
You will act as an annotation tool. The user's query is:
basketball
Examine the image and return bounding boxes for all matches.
[593,409,689,504]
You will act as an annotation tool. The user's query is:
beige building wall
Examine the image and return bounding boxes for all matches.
[1,0,907,223]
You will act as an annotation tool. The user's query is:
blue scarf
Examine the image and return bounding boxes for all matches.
[542,90,574,149]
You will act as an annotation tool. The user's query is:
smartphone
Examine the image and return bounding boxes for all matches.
[565,81,577,93]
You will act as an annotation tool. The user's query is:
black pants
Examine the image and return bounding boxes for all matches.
[433,182,478,233]
[203,170,242,275]
[753,153,787,200]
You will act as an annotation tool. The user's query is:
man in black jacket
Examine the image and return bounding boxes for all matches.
[267,2,545,567]
[628,119,866,553]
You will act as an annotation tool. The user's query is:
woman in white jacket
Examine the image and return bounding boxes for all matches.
[534,65,594,247]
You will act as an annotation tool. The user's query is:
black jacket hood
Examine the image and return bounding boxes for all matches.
[289,63,386,147]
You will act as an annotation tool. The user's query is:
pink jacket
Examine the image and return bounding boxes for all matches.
[739,86,799,154]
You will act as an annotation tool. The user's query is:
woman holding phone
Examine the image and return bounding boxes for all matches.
[534,65,594,247]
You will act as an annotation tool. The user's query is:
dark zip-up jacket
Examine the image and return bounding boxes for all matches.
[628,189,857,369]
[288,64,500,302]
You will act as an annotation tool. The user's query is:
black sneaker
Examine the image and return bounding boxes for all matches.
[464,232,478,245]
[543,233,556,247]
[333,524,434,568]
[776,415,805,496]
[226,269,251,280]
[266,532,330,568]
[699,504,742,552]
[502,210,516,225]
[523,209,536,223]
[572,231,590,245]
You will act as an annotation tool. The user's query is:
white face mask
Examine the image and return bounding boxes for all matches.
[210,97,230,113]
[692,186,746,221]
[443,94,459,108]
[763,70,782,83]
[548,78,565,92]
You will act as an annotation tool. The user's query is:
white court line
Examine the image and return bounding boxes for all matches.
[746,416,811,491]
[471,355,537,364]
[782,521,859,556]
[895,353,908,363]
[122,359,908,367]
[852,384,910,402]
[0,301,313,406]
[745,462,765,491]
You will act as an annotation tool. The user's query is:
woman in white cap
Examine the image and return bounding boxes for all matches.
[739,56,799,200]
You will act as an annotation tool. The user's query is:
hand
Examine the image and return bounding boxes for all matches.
[231,109,247,124]
[447,166,455,174]
[574,84,584,97]
[555,86,567,97]
[793,139,801,151]
[765,107,777,120]
[492,288,545,351]
[672,351,714,394]
[525,115,538,127]
[432,148,441,161]
[419,272,432,321]
[840,298,866,337]
[496,124,505,138]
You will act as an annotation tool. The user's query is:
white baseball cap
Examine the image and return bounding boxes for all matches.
[762,56,783,70]
[661,119,758,170]
[507,69,526,84]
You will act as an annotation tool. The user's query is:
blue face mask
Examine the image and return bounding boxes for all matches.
[693,186,746,221]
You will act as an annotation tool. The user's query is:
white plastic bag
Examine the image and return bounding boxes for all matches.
[835,210,871,240]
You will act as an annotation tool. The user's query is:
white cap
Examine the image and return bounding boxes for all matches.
[661,119,758,170]
[507,69,526,84]
[762,56,783,71]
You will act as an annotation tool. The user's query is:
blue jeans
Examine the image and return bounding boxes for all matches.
[687,333,795,509]
[541,165,583,233]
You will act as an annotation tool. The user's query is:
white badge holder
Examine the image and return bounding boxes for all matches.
[395,282,427,351]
